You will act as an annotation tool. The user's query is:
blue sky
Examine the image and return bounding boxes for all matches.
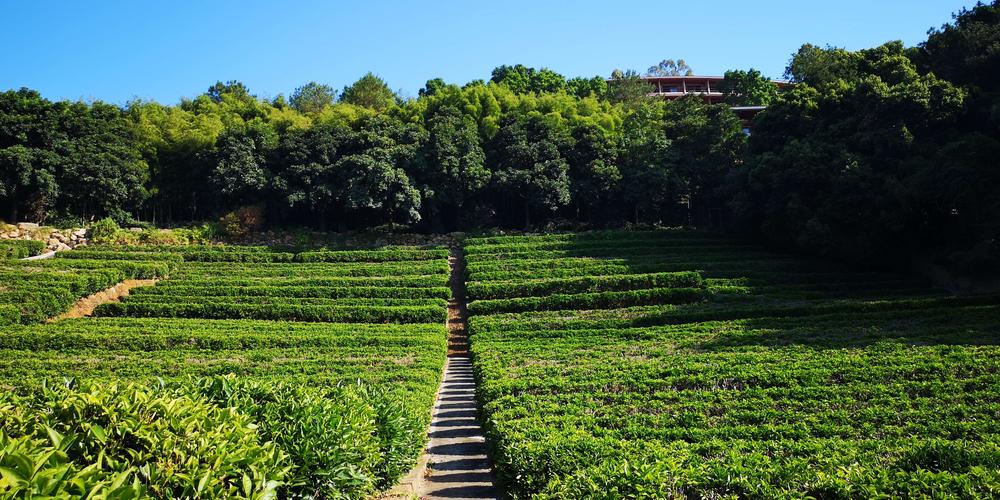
[0,0,976,105]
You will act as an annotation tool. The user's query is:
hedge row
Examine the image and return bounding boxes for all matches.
[467,287,707,314]
[121,294,448,308]
[60,246,449,264]
[463,239,749,255]
[464,229,717,245]
[131,284,451,300]
[0,240,46,259]
[0,259,172,324]
[466,271,703,300]
[297,248,449,262]
[57,250,185,262]
[0,304,19,325]
[95,302,447,323]
[171,260,450,278]
[464,245,775,263]
[6,259,174,279]
[153,274,449,289]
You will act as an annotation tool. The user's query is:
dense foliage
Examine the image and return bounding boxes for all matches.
[1,2,997,273]
[464,230,1000,498]
[0,243,451,498]
[729,1,1000,273]
[0,66,746,231]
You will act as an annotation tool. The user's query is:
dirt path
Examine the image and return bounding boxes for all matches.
[50,279,157,321]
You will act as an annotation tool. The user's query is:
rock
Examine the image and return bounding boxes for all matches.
[129,227,142,232]
[55,242,71,252]
[16,223,39,230]
[47,238,60,246]
[73,229,87,237]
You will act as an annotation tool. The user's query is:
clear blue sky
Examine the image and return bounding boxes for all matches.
[0,0,976,105]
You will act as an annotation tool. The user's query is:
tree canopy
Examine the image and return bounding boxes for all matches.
[1,1,997,277]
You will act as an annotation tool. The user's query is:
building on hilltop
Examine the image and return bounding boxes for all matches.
[639,75,788,103]
[615,75,789,133]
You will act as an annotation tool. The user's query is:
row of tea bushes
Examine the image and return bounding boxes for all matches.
[462,230,1000,497]
[0,317,448,498]
[2,242,452,497]
[67,244,452,324]
[0,240,46,259]
[0,259,172,325]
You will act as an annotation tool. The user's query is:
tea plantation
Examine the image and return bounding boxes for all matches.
[464,231,1000,498]
[0,244,449,498]
[1,231,999,498]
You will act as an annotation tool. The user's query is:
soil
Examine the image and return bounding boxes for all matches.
[50,279,158,321]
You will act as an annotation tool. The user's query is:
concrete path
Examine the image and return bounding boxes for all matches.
[22,250,56,261]
[420,248,499,499]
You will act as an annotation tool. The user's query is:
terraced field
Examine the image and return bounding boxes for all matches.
[464,231,1000,498]
[0,244,449,498]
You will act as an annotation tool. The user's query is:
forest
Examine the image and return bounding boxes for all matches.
[1,1,997,273]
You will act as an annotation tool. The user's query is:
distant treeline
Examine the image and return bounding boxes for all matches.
[1,1,997,272]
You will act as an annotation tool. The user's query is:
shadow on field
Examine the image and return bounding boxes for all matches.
[697,304,1000,350]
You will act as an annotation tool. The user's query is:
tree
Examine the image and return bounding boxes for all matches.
[916,1,1000,93]
[566,124,620,221]
[340,73,397,111]
[419,104,489,228]
[490,65,567,94]
[607,70,651,107]
[783,44,859,87]
[730,41,967,265]
[0,88,59,222]
[0,145,58,222]
[210,123,275,209]
[206,81,254,103]
[290,82,336,113]
[52,101,148,221]
[566,76,607,98]
[489,115,571,227]
[419,78,447,97]
[334,116,425,226]
[618,101,679,223]
[718,69,779,106]
[271,123,349,228]
[490,64,534,94]
[662,96,745,224]
[647,59,693,77]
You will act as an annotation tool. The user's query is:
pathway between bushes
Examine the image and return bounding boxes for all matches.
[50,279,158,321]
[393,247,499,499]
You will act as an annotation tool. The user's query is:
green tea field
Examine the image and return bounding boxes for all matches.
[0,244,449,498]
[464,231,1000,498]
[2,230,999,499]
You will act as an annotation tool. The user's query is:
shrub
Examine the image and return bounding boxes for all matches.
[195,377,385,498]
[0,381,291,498]
[220,205,265,239]
[88,217,122,243]
[0,240,46,259]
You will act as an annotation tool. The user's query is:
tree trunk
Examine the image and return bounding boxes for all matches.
[9,186,18,223]
[524,201,531,229]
